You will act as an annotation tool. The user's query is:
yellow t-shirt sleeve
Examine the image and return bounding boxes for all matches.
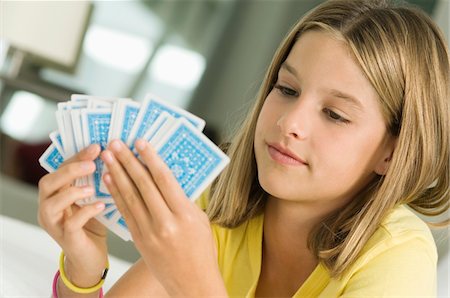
[339,236,437,297]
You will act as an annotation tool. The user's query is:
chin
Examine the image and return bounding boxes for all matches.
[257,170,295,200]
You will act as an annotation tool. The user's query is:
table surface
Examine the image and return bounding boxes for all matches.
[0,214,132,297]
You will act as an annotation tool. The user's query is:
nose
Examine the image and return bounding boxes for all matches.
[276,99,311,140]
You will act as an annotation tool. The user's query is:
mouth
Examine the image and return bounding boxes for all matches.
[266,142,308,166]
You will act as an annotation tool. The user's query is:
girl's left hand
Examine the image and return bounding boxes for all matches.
[100,139,227,296]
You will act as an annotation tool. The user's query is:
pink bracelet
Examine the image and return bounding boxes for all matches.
[52,271,60,298]
[52,270,104,297]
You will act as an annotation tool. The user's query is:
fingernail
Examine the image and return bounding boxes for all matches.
[86,144,97,154]
[102,150,114,164]
[95,202,105,210]
[111,140,122,152]
[80,161,94,171]
[135,139,146,151]
[103,173,112,184]
[83,186,94,194]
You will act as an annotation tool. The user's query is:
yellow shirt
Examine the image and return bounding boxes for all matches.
[198,198,438,297]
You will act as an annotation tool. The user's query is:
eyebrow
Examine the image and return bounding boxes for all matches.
[280,61,364,111]
[280,61,298,78]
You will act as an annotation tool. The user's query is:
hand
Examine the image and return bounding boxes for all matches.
[38,144,108,287]
[101,139,227,296]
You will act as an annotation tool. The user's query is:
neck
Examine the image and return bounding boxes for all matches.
[258,197,328,294]
[262,196,341,262]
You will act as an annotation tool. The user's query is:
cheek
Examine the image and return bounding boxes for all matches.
[317,134,381,180]
[255,99,274,139]
[256,96,280,128]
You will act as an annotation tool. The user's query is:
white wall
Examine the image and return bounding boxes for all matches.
[433,0,449,43]
[189,1,320,139]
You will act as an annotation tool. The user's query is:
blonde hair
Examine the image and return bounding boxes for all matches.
[207,0,450,278]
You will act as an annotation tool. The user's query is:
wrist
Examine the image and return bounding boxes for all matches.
[58,251,108,294]
[53,270,104,298]
[65,257,106,288]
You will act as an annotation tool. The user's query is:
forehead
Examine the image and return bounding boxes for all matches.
[282,30,382,112]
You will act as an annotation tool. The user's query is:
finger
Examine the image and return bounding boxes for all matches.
[135,139,189,214]
[63,202,105,237]
[42,185,95,218]
[103,173,143,239]
[107,140,171,219]
[38,161,96,200]
[101,149,156,232]
[61,144,101,166]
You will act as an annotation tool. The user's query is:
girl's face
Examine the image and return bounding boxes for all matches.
[254,30,396,207]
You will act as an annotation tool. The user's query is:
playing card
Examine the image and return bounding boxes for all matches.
[95,209,131,241]
[81,108,113,202]
[39,93,228,243]
[108,99,141,144]
[101,204,119,221]
[153,118,229,201]
[115,215,130,240]
[126,94,205,152]
[132,111,174,151]
[98,100,141,194]
[39,144,64,173]
[70,109,86,153]
[49,131,65,158]
[88,98,114,109]
[71,94,126,104]
[58,101,87,158]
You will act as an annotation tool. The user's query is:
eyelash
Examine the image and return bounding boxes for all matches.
[273,83,350,125]
[322,108,350,124]
[274,83,298,97]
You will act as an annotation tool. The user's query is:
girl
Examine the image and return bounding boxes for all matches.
[38,0,450,296]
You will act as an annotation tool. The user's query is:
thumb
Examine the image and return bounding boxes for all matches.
[63,202,105,235]
[63,144,101,166]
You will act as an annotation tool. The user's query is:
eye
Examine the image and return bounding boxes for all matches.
[273,84,299,97]
[323,108,350,124]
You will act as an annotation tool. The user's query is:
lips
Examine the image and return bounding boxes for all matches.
[266,142,308,166]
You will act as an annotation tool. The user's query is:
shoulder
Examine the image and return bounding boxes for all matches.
[360,204,437,262]
[339,204,438,297]
[210,212,264,254]
[194,189,264,253]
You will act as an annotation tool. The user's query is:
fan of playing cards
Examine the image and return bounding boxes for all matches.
[39,94,230,241]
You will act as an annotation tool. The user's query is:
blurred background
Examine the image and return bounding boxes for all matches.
[0,0,448,295]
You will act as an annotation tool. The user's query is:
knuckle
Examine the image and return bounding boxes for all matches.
[154,170,171,186]
[38,175,49,191]
[158,223,178,240]
[122,154,135,169]
[123,189,140,205]
[66,163,80,177]
[67,186,81,198]
[134,174,149,191]
[180,212,194,223]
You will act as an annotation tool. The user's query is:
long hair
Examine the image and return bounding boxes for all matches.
[206,0,450,278]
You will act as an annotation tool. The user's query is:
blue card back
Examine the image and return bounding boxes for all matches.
[85,112,112,198]
[157,123,225,199]
[42,145,64,172]
[129,100,203,151]
[117,216,128,230]
[120,105,140,142]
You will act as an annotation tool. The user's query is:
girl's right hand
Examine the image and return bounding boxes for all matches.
[38,144,108,287]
